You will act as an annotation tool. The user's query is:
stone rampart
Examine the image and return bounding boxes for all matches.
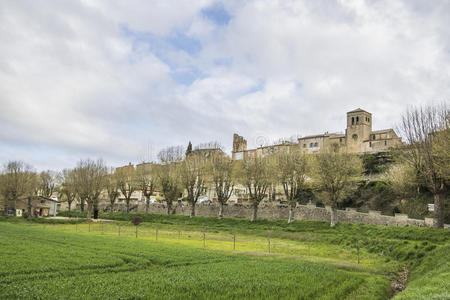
[133,202,441,227]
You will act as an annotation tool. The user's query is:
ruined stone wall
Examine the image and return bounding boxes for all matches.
[136,202,438,227]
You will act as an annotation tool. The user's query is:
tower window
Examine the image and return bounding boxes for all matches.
[356,116,359,123]
[314,142,318,147]
[385,141,387,146]
[351,117,354,125]
[369,142,372,147]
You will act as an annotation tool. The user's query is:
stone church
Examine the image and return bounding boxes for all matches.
[232,108,402,159]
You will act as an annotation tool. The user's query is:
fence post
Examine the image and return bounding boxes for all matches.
[75,223,78,232]
[156,226,158,241]
[102,223,104,235]
[135,226,138,239]
[118,223,121,236]
[233,233,236,251]
[88,222,91,233]
[268,231,271,254]
[203,232,206,249]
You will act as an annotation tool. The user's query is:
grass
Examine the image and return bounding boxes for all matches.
[0,222,390,299]
[1,213,449,299]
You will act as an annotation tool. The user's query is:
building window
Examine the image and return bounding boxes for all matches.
[369,142,372,147]
[385,141,387,146]
[303,144,306,148]
[351,117,354,125]
[368,118,370,123]
[371,134,376,140]
[314,142,318,147]
[310,143,313,148]
[356,116,359,123]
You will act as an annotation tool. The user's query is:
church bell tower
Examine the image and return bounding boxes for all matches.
[345,108,372,153]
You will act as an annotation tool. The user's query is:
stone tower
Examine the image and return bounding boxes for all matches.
[345,108,372,153]
[232,133,247,159]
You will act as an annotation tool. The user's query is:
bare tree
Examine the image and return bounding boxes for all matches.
[116,166,138,213]
[73,159,107,219]
[274,148,310,223]
[312,145,363,227]
[398,103,449,227]
[237,157,273,221]
[58,169,77,213]
[208,153,234,219]
[136,163,156,214]
[1,161,34,216]
[180,154,207,217]
[156,146,183,215]
[39,170,57,198]
[105,168,120,213]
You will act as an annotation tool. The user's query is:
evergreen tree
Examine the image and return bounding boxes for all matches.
[186,141,193,157]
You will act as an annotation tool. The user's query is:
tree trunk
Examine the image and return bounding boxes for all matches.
[146,198,149,214]
[93,201,99,219]
[251,204,258,222]
[68,202,71,212]
[126,199,130,213]
[4,199,8,216]
[434,193,444,228]
[87,201,92,219]
[27,197,32,219]
[218,202,224,219]
[330,206,337,227]
[167,201,172,215]
[80,199,85,212]
[14,198,17,216]
[110,203,113,213]
[190,202,195,218]
[288,202,295,224]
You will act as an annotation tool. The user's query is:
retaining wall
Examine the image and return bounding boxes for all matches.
[129,202,438,227]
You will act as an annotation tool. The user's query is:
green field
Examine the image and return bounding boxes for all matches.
[1,215,449,299]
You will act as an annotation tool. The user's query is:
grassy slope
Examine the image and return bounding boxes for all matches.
[0,222,389,299]
[3,213,450,299]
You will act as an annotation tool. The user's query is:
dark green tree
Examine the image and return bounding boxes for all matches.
[186,141,193,157]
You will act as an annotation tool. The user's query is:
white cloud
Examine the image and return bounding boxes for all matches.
[0,0,449,170]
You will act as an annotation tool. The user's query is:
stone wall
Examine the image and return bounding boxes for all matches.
[135,202,440,227]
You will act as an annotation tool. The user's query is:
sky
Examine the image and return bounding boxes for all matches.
[1,0,449,171]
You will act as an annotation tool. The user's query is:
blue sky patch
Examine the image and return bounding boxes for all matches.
[201,3,231,26]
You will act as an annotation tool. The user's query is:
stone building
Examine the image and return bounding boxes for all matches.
[232,108,402,159]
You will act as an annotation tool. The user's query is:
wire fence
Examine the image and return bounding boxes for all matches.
[35,222,363,265]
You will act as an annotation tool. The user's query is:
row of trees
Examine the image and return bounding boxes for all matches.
[1,104,448,227]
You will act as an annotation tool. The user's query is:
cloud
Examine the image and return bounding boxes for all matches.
[0,0,449,170]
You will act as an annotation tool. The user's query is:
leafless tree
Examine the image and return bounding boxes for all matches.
[58,169,77,212]
[39,170,57,198]
[158,146,184,164]
[398,103,449,228]
[180,154,207,217]
[274,148,310,223]
[116,166,138,213]
[208,153,234,219]
[156,146,183,215]
[312,145,363,227]
[136,163,156,214]
[237,156,273,221]
[1,161,34,216]
[73,159,107,219]
[105,168,120,213]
